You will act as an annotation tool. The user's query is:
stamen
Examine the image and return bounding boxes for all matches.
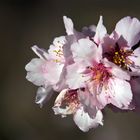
[61,90,79,113]
[53,49,63,57]
[112,49,133,69]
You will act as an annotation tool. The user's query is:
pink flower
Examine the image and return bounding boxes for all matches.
[102,17,140,75]
[25,15,140,132]
[66,38,133,110]
[25,46,64,106]
[53,88,103,132]
[25,16,88,106]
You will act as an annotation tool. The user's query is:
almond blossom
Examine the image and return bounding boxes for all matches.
[25,16,73,106]
[25,15,140,132]
[53,88,103,132]
[66,38,133,110]
[25,16,88,107]
[101,17,140,75]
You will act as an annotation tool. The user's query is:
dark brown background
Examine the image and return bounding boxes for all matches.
[1,0,140,140]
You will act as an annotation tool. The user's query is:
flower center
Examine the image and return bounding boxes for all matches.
[86,63,111,94]
[53,46,64,63]
[112,48,133,69]
[61,90,79,113]
[88,63,111,84]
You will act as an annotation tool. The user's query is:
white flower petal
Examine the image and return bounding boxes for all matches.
[35,86,52,107]
[48,36,66,63]
[25,58,63,86]
[94,16,107,44]
[53,89,78,117]
[25,58,47,86]
[103,58,130,80]
[63,16,74,35]
[128,47,140,75]
[77,88,102,113]
[71,38,101,63]
[130,47,140,67]
[73,106,103,132]
[53,36,66,47]
[109,78,133,109]
[66,63,89,89]
[32,45,48,60]
[115,16,140,47]
[82,25,96,37]
[44,61,64,85]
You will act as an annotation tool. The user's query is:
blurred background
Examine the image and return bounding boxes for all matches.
[1,0,140,140]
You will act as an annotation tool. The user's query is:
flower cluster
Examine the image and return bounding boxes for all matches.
[25,16,140,132]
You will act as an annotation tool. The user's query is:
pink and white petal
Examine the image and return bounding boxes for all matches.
[48,45,57,59]
[25,58,47,86]
[94,16,107,44]
[96,83,114,108]
[78,88,94,107]
[53,65,68,92]
[35,86,52,107]
[102,35,116,53]
[127,47,140,74]
[63,35,77,62]
[63,16,74,35]
[44,61,64,85]
[71,38,101,63]
[66,63,90,89]
[82,25,96,37]
[130,77,140,109]
[115,17,140,47]
[53,36,66,47]
[73,106,103,132]
[109,78,133,110]
[130,47,140,66]
[77,88,103,112]
[48,36,66,62]
[102,58,130,80]
[52,89,77,117]
[32,45,48,60]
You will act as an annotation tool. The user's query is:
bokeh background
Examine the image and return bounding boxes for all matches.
[1,0,140,140]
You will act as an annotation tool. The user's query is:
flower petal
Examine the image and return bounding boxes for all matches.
[73,106,103,132]
[94,16,107,44]
[53,89,78,117]
[32,45,48,60]
[25,58,64,86]
[25,58,47,86]
[109,78,133,109]
[115,16,140,47]
[77,88,103,113]
[63,16,74,35]
[130,77,140,109]
[35,86,52,107]
[71,38,101,63]
[44,61,64,85]
[103,58,130,80]
[125,47,140,75]
[82,25,96,37]
[48,36,66,63]
[132,47,140,65]
[102,35,116,53]
[66,63,90,89]
[97,78,133,110]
